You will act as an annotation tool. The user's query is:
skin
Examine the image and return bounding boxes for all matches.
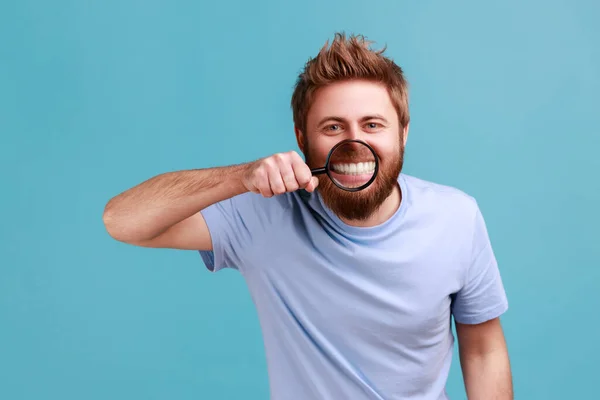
[102,79,512,398]
[456,318,513,399]
[295,79,406,226]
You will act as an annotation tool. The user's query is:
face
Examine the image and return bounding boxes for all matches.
[296,79,408,221]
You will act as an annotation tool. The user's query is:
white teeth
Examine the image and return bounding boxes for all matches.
[331,162,375,175]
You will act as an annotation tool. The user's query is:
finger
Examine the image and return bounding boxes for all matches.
[254,167,274,197]
[277,155,300,192]
[267,161,286,196]
[289,152,312,189]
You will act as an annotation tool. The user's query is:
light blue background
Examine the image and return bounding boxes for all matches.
[1,0,599,399]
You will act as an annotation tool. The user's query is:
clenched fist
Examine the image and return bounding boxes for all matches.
[243,151,319,197]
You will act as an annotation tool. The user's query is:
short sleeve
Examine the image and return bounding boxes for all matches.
[451,204,508,325]
[198,192,281,273]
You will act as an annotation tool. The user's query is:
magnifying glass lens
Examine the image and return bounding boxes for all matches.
[327,141,377,191]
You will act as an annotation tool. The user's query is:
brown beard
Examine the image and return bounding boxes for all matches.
[304,140,404,221]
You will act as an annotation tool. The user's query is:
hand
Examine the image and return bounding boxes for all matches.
[243,151,319,197]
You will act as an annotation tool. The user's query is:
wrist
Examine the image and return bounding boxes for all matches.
[225,162,253,196]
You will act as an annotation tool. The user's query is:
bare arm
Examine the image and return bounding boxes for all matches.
[102,165,249,249]
[102,151,318,250]
[456,317,513,399]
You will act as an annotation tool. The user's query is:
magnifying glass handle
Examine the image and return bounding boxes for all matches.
[311,167,327,175]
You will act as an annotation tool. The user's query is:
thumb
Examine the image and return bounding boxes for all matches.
[306,176,319,192]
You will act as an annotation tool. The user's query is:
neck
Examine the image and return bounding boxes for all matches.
[339,182,402,227]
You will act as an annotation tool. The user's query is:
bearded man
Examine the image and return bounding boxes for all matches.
[103,32,512,400]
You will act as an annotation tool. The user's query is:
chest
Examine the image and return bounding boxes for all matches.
[243,226,465,350]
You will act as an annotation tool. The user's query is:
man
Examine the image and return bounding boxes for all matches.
[103,33,512,399]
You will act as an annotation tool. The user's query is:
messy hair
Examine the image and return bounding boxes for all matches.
[291,32,410,135]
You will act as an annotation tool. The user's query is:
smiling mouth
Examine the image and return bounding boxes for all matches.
[330,162,376,175]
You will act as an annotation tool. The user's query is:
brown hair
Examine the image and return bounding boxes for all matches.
[291,32,410,135]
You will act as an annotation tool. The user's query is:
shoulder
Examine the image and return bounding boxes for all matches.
[200,190,299,254]
[400,173,484,239]
[401,174,494,264]
[402,174,479,213]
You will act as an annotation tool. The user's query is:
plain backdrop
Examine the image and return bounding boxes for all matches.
[1,0,599,399]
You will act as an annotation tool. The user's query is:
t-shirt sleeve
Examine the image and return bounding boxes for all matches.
[198,192,270,273]
[451,203,508,325]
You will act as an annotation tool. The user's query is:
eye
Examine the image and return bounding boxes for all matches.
[325,124,342,132]
[365,122,382,130]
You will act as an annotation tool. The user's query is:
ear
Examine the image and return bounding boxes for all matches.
[295,126,305,153]
[402,123,410,147]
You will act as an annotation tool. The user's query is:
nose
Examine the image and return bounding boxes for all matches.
[345,124,364,141]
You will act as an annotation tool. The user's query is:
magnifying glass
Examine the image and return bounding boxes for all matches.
[310,139,379,192]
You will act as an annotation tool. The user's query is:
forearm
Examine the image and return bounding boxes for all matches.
[103,164,248,242]
[461,348,513,399]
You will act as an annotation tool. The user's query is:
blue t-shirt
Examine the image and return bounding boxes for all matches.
[199,173,508,400]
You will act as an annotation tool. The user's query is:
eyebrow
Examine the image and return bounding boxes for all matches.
[316,114,389,127]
